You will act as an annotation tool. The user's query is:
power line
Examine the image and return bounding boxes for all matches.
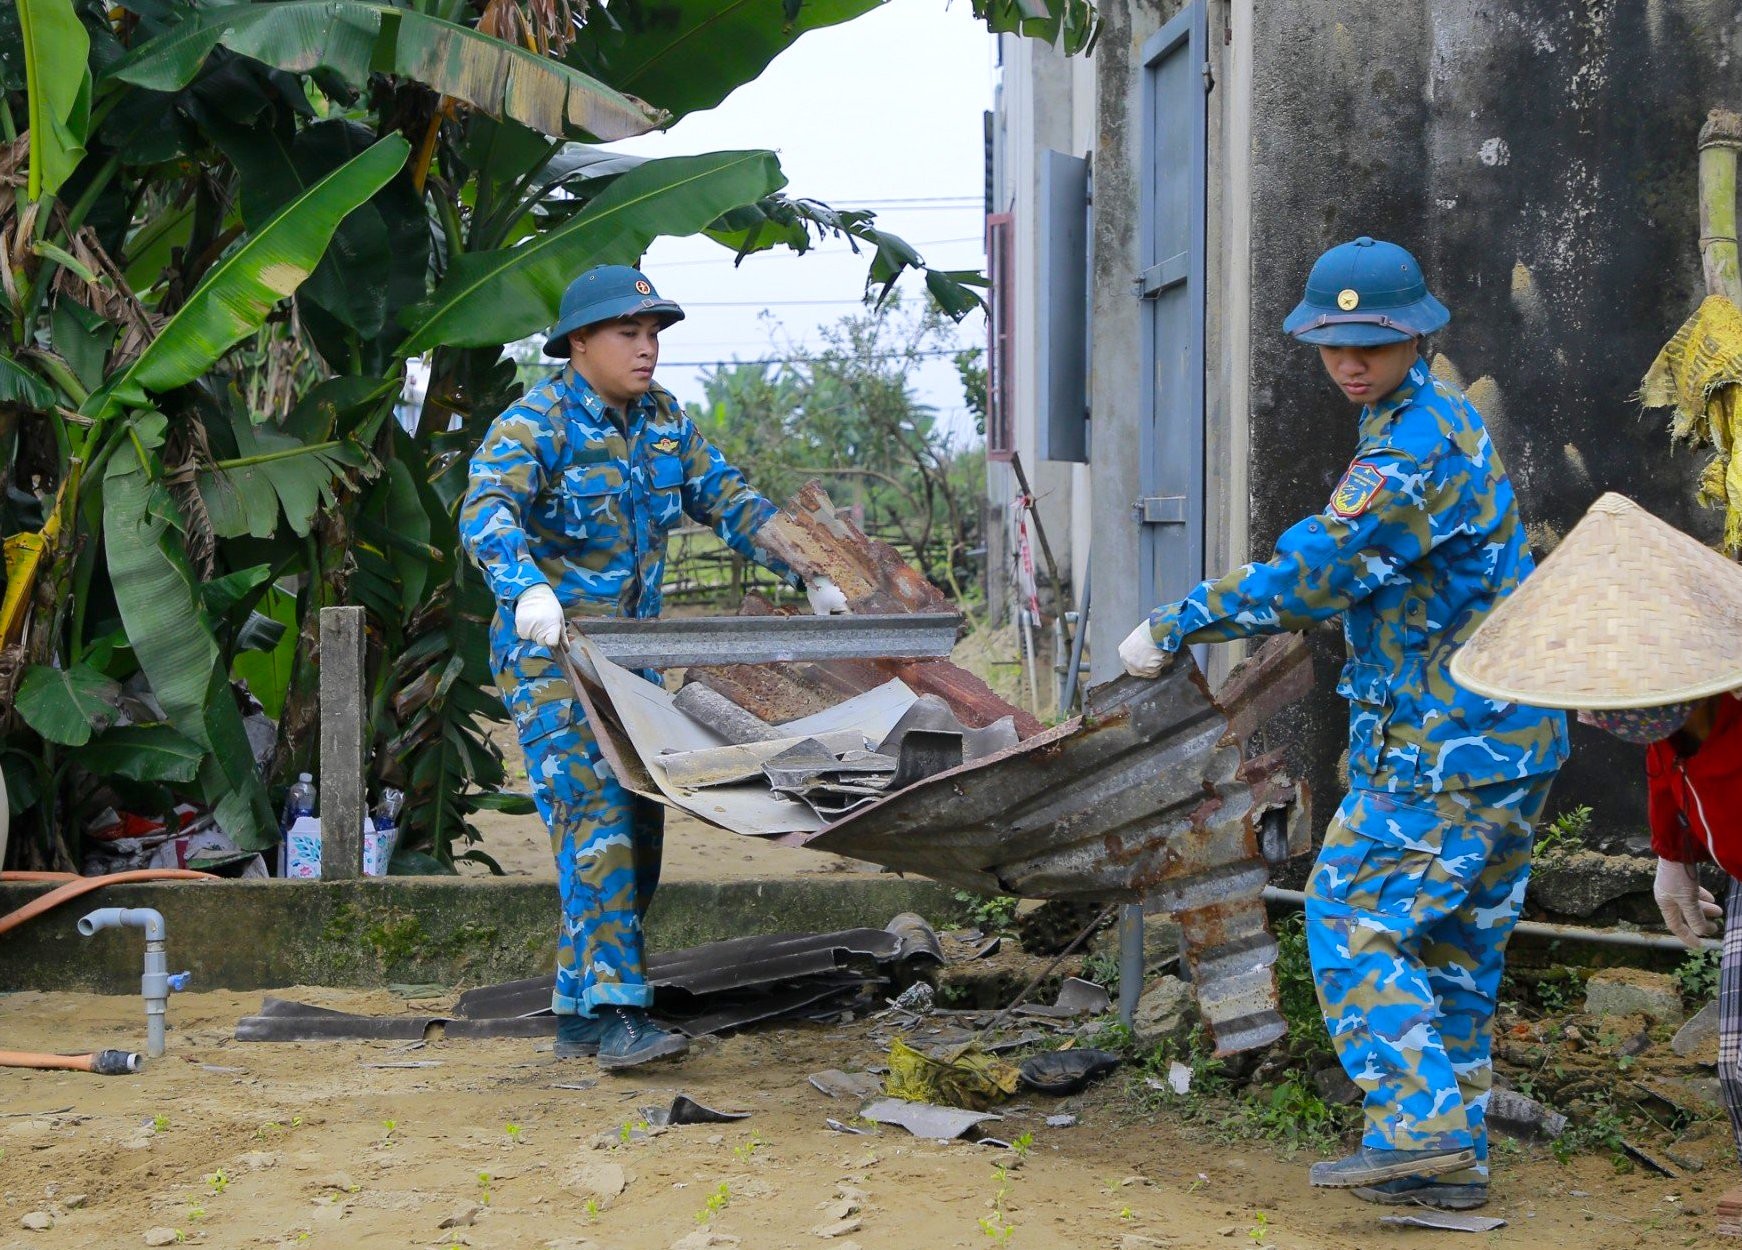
[681,298,871,308]
[653,236,987,269]
[661,347,972,368]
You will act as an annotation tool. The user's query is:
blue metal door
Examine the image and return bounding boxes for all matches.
[1137,0,1207,614]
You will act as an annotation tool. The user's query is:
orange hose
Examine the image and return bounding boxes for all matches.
[0,1050,99,1071]
[0,871,79,882]
[0,869,217,938]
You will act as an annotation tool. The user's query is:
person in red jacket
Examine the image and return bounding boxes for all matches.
[1451,492,1742,1235]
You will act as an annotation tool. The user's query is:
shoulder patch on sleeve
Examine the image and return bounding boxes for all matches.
[1329,459,1385,518]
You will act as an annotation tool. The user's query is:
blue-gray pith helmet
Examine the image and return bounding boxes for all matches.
[1283,236,1449,346]
[542,265,685,357]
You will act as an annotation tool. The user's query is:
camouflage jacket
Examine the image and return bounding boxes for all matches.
[460,366,789,665]
[1147,360,1568,793]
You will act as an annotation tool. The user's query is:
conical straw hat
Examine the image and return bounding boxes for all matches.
[1451,492,1742,709]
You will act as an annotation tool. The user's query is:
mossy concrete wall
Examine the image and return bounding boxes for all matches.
[1244,1,1742,850]
[0,876,960,995]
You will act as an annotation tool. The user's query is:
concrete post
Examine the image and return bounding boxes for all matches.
[319,606,368,880]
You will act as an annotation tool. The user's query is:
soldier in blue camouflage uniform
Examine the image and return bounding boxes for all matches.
[1119,238,1568,1208]
[460,265,846,1071]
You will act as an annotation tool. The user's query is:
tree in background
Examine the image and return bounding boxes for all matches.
[692,298,985,603]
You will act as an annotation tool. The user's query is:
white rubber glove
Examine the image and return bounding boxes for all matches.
[513,583,564,648]
[806,576,850,616]
[1654,857,1722,949]
[1118,621,1173,678]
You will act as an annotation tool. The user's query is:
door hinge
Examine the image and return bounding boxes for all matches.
[1203,59,1214,92]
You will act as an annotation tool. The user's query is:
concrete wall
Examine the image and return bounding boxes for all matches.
[1246,0,1742,842]
[988,34,1090,619]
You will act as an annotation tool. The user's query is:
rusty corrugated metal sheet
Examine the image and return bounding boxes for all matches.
[791,652,1291,1054]
[589,485,1314,1054]
[754,482,957,615]
[687,485,1042,735]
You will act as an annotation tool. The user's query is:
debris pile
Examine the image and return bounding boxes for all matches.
[569,483,1318,1056]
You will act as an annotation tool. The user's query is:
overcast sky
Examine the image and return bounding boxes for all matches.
[606,0,996,445]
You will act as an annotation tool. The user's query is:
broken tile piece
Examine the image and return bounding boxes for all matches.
[1379,1212,1506,1233]
[859,1097,1001,1140]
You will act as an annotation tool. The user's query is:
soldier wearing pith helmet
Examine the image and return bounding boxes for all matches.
[459,264,848,1071]
[1118,237,1567,1208]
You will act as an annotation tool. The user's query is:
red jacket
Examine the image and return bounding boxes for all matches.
[1648,693,1742,878]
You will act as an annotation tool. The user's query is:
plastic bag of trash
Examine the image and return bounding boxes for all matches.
[885,1037,1020,1111]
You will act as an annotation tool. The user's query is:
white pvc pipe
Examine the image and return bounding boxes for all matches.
[78,908,170,1057]
[1262,887,1721,954]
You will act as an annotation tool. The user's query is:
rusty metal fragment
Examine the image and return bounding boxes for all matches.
[754,482,957,615]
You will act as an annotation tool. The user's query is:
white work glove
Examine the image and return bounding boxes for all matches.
[513,583,564,648]
[1118,621,1173,678]
[1653,857,1722,949]
[806,576,850,616]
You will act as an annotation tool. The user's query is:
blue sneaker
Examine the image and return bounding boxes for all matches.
[596,1008,688,1072]
[1351,1177,1489,1210]
[554,1013,608,1059]
[1308,1147,1476,1188]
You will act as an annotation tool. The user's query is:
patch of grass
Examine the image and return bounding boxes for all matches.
[1080,950,1120,994]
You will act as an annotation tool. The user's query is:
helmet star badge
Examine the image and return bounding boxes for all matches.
[635,280,652,295]
[1336,288,1360,311]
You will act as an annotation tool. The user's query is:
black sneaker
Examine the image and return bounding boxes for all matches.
[554,1013,608,1059]
[1351,1177,1489,1210]
[596,1008,689,1072]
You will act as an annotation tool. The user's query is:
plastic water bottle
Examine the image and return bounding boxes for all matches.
[282,772,316,830]
[374,786,403,832]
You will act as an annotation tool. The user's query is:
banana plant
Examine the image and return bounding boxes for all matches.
[0,0,1089,870]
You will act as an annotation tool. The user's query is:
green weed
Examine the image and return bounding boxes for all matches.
[953,890,1020,933]
[1677,947,1721,1002]
[694,1182,730,1224]
[1535,804,1592,857]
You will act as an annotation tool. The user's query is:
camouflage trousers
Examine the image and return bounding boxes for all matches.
[1304,778,1554,1180]
[521,710,664,1016]
[495,636,665,1017]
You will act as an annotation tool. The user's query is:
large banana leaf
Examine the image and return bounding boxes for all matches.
[108,1,664,142]
[17,0,90,200]
[14,663,121,747]
[78,725,206,784]
[197,406,371,539]
[566,0,881,123]
[86,136,409,418]
[103,418,277,847]
[398,150,785,354]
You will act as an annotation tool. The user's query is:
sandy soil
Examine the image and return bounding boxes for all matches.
[0,986,1728,1250]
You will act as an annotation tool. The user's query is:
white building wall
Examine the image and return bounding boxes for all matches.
[988,32,1099,678]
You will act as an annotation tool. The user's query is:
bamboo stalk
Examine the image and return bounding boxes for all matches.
[1699,108,1742,304]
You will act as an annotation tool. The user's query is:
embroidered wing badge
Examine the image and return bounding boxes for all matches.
[651,436,680,455]
[1329,460,1385,519]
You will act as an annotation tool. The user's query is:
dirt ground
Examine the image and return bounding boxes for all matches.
[0,980,1732,1250]
[6,654,1729,1248]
